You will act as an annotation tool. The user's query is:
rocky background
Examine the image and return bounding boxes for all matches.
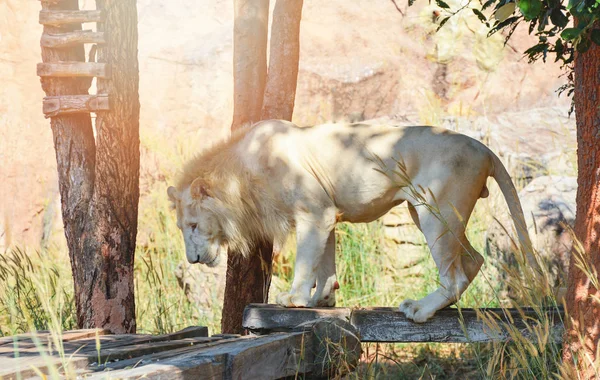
[1,0,575,306]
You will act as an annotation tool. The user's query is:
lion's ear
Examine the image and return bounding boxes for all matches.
[167,186,179,201]
[167,186,179,209]
[190,178,212,200]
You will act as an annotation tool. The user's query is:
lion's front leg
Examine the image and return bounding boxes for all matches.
[276,220,332,308]
[311,230,337,307]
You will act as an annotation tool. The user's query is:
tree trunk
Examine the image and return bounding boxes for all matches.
[79,0,140,334]
[39,0,139,334]
[222,0,271,335]
[40,0,97,331]
[262,0,304,120]
[231,0,270,129]
[562,42,600,377]
[221,239,274,334]
[222,0,303,334]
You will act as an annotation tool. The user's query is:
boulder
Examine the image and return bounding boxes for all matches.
[174,259,226,313]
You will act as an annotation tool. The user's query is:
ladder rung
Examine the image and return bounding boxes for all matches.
[37,62,109,78]
[39,10,104,26]
[41,30,105,48]
[43,94,110,118]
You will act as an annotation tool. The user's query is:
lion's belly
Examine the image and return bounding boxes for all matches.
[335,184,405,223]
[338,200,405,223]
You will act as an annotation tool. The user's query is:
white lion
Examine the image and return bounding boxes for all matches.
[167,119,534,323]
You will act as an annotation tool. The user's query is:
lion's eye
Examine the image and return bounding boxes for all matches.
[189,223,198,231]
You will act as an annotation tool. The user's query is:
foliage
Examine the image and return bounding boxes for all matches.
[416,0,600,101]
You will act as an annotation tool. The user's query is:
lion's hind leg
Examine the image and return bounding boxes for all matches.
[400,197,483,323]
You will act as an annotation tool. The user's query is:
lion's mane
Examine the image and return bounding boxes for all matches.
[175,127,292,255]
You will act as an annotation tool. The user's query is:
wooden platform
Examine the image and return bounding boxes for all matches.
[0,327,304,379]
[243,304,565,343]
[0,320,359,380]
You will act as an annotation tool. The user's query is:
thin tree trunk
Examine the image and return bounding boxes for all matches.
[231,0,270,129]
[221,239,274,334]
[222,0,271,334]
[262,0,304,120]
[562,42,600,377]
[39,0,139,334]
[222,0,303,334]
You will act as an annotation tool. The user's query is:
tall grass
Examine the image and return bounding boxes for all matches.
[0,180,567,379]
[0,124,581,380]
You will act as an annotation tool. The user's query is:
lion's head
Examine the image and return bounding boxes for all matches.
[167,178,227,266]
[168,124,294,265]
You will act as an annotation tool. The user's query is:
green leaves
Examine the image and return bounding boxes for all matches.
[518,0,543,20]
[495,2,516,21]
[561,27,581,40]
[473,8,488,22]
[435,0,451,9]
[550,8,569,28]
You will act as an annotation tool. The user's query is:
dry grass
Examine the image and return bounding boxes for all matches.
[0,105,581,379]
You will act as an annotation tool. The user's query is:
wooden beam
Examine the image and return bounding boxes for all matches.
[39,10,104,26]
[242,304,565,343]
[37,62,109,78]
[0,329,110,347]
[243,303,352,333]
[41,30,105,48]
[0,326,211,379]
[351,307,564,343]
[83,333,311,380]
[43,94,110,118]
[0,324,358,379]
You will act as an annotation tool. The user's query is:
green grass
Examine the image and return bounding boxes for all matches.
[0,186,566,379]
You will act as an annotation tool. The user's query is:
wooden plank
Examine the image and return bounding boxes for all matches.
[77,326,208,353]
[41,30,105,48]
[43,94,109,117]
[0,327,210,380]
[37,62,109,78]
[0,337,216,380]
[0,329,109,347]
[85,333,313,380]
[86,335,239,374]
[39,10,104,25]
[243,304,565,343]
[242,303,352,333]
[0,326,208,356]
[352,307,564,343]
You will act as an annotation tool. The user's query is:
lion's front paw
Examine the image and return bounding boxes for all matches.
[276,292,310,307]
[399,299,434,323]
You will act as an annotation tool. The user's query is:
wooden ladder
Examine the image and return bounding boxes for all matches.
[37,2,109,118]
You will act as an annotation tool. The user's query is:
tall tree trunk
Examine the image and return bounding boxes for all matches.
[39,0,139,334]
[222,0,271,334]
[222,0,303,334]
[40,0,97,330]
[262,0,304,120]
[562,43,600,377]
[79,0,140,333]
[231,0,270,129]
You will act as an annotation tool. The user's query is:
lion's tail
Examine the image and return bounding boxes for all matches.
[489,152,538,270]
